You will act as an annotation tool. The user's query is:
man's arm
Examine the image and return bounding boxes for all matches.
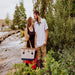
[44,29,48,46]
[44,19,48,46]
[35,32,37,50]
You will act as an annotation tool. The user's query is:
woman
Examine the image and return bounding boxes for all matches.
[24,17,37,69]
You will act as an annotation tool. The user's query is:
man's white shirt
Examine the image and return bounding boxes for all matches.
[34,18,48,47]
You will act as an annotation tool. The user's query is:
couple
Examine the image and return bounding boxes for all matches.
[24,10,48,69]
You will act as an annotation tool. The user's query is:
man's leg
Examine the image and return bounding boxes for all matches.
[41,45,46,67]
[37,47,41,68]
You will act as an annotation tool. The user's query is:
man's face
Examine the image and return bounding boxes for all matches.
[34,14,38,20]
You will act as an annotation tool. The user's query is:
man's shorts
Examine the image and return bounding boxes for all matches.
[37,45,46,61]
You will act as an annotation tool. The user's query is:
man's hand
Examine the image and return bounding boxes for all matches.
[44,41,47,46]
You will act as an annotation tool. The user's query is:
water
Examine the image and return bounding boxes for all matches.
[0,32,9,37]
[0,32,25,75]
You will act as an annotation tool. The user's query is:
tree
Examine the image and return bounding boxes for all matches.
[13,5,20,25]
[45,0,75,51]
[33,0,52,18]
[13,2,27,30]
[5,13,9,25]
[18,2,27,30]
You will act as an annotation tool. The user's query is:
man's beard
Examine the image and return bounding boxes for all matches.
[36,17,38,22]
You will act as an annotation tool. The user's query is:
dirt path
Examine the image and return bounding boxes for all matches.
[0,32,25,75]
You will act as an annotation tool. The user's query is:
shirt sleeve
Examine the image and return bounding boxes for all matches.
[44,19,48,30]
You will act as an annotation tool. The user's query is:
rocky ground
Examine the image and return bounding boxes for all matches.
[0,32,25,75]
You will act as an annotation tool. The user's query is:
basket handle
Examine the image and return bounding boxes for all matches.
[22,40,33,53]
[29,40,33,53]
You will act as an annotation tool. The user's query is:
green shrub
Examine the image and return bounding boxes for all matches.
[6,49,72,75]
[10,25,16,30]
[46,0,75,52]
[43,49,69,75]
[20,30,25,37]
[18,24,26,30]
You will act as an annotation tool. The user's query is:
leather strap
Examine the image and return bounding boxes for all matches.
[23,40,33,52]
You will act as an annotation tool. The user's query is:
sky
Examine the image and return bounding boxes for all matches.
[0,0,33,20]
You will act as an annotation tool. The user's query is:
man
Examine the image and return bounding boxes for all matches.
[34,10,48,68]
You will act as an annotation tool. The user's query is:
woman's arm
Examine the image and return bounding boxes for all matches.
[25,28,29,42]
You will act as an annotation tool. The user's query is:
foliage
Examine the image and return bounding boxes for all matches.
[45,0,75,51]
[71,0,75,17]
[33,0,75,17]
[5,13,9,25]
[6,49,73,75]
[13,5,20,25]
[10,24,16,30]
[33,0,51,18]
[20,30,25,37]
[44,49,69,75]
[6,63,43,75]
[62,48,75,75]
[6,0,75,75]
[33,0,75,74]
[18,2,27,30]
[33,0,75,51]
[13,2,27,30]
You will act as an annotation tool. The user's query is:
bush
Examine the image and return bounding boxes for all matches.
[6,63,44,75]
[18,24,26,30]
[46,0,75,52]
[6,49,72,75]
[44,49,69,75]
[10,25,16,30]
[20,30,25,37]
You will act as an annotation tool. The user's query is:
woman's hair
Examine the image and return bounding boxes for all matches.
[27,17,33,28]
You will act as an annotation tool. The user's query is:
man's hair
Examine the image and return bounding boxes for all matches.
[34,10,40,15]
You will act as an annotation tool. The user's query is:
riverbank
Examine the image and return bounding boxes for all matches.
[0,32,25,75]
[0,30,20,43]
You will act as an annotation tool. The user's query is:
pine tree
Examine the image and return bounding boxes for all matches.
[5,13,9,26]
[13,5,20,25]
[13,2,27,30]
[18,2,27,30]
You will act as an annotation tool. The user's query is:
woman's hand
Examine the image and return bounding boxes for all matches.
[35,44,37,51]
